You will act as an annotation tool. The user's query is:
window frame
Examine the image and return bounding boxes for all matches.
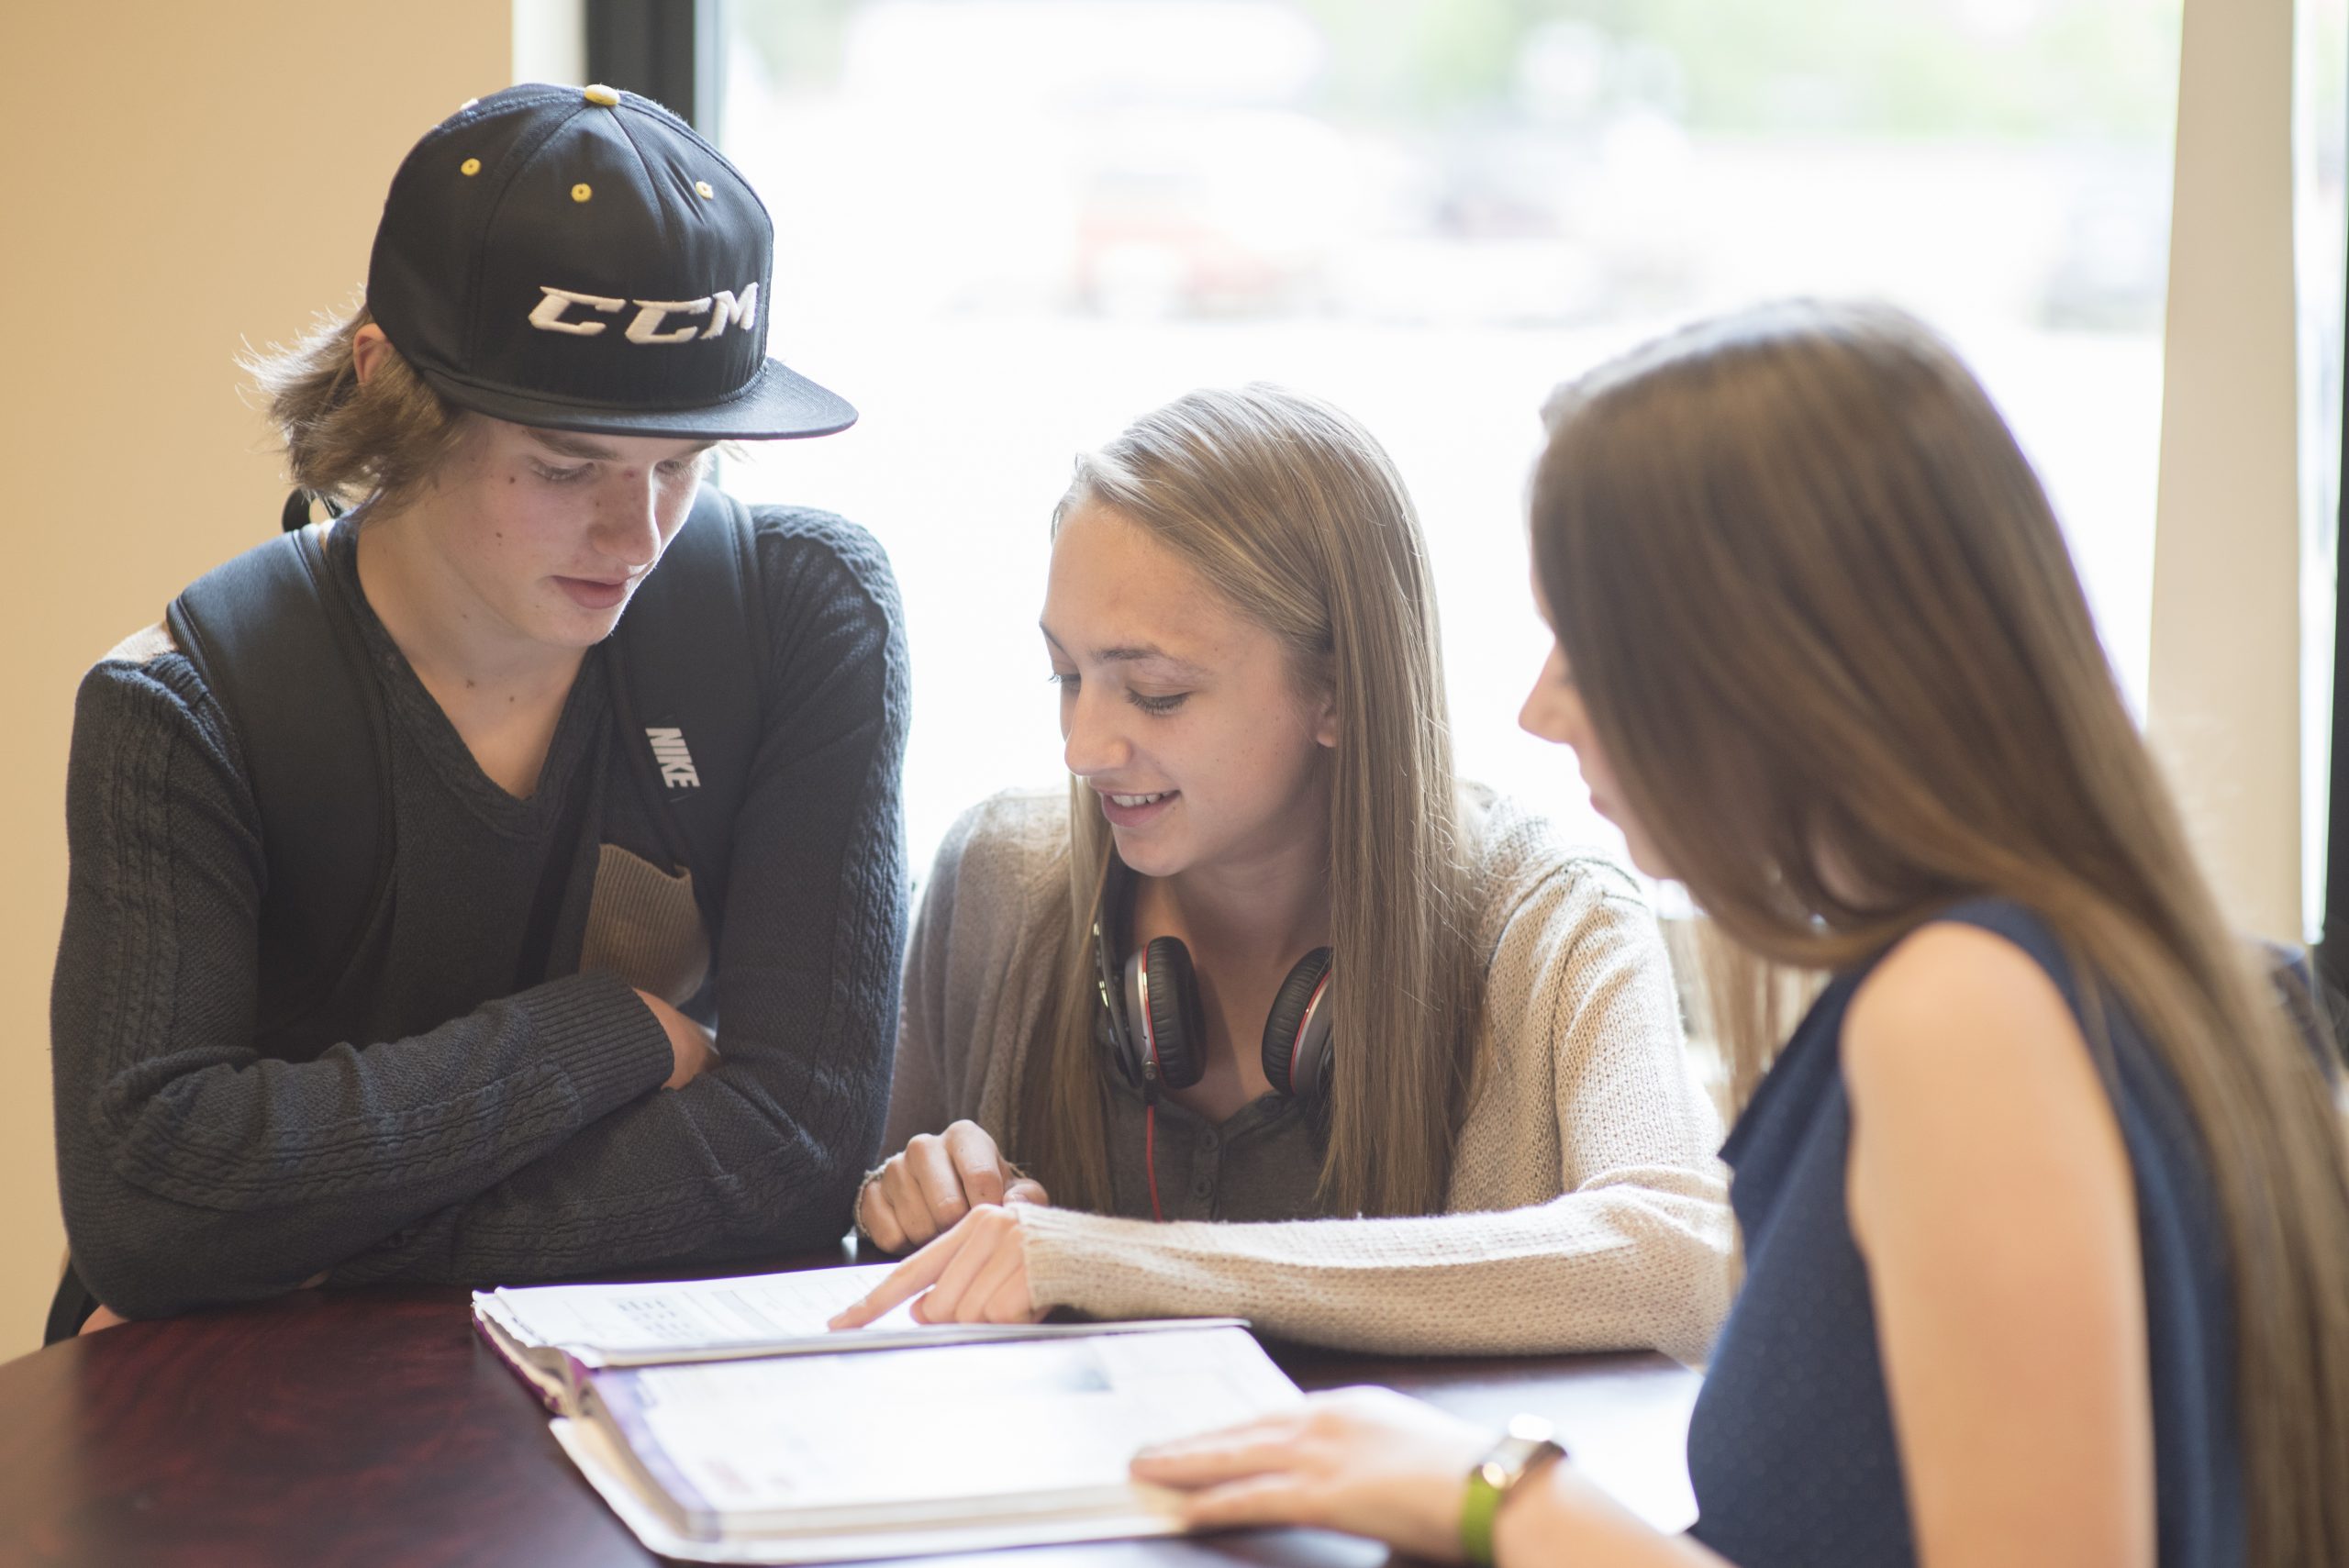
[2322,182,2349,987]
[585,0,726,129]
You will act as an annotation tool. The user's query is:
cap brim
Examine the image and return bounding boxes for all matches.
[414,357,857,440]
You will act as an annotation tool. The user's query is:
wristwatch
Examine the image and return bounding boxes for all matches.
[1459,1414,1566,1568]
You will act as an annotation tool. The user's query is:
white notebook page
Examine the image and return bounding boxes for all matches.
[487,1263,915,1353]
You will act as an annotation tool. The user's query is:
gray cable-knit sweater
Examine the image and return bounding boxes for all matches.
[50,506,908,1321]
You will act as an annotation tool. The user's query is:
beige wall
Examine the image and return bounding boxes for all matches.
[2147,0,2303,943]
[0,4,511,1357]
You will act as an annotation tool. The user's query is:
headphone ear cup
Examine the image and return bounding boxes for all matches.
[1262,948,1334,1102]
[1140,936,1206,1090]
[1119,946,1150,1085]
[1096,971,1136,1082]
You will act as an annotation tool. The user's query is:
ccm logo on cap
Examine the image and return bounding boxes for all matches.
[529,284,758,344]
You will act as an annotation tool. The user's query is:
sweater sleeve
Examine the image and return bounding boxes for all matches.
[1014,865,1734,1366]
[324,515,910,1288]
[880,806,982,1153]
[50,658,675,1321]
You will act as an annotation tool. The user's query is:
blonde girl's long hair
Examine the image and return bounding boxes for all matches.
[1531,299,2349,1564]
[1008,385,1484,1218]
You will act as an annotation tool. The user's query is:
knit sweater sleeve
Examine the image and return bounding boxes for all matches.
[327,514,911,1288]
[50,657,675,1321]
[881,807,981,1153]
[1014,862,1734,1366]
[882,789,1063,1154]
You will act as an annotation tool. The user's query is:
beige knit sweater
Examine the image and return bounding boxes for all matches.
[884,787,1733,1367]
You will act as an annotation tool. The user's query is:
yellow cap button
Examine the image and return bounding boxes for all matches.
[696,180,715,199]
[572,183,593,203]
[583,83,620,107]
[460,157,482,176]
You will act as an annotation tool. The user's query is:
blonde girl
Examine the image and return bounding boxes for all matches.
[832,384,1732,1362]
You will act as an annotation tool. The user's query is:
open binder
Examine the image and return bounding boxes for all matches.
[473,1263,1301,1563]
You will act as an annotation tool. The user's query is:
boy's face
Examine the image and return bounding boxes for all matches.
[413,417,714,650]
[350,322,714,651]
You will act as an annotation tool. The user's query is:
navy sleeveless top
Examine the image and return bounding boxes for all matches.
[1685,899,2243,1567]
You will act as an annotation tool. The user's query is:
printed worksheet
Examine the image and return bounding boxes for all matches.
[484,1264,914,1358]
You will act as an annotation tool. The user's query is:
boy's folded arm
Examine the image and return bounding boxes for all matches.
[54,660,675,1318]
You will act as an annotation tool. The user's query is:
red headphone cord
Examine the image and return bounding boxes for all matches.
[1144,1102,1164,1223]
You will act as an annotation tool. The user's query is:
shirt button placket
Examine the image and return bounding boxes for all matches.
[1191,1127,1219,1212]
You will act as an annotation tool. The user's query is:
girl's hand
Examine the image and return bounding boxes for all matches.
[858,1120,1051,1254]
[829,1203,1043,1328]
[1132,1386,1490,1562]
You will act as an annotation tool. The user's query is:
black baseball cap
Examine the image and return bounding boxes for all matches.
[366,83,854,440]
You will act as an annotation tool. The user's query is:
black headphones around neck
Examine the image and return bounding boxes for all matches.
[1090,855,1336,1107]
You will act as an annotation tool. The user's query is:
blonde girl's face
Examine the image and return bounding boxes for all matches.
[1042,501,1338,880]
[1519,575,1673,880]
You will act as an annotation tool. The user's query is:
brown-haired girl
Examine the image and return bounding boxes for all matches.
[1128,302,2349,1567]
[831,384,1733,1362]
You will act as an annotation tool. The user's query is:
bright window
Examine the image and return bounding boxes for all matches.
[718,0,2184,878]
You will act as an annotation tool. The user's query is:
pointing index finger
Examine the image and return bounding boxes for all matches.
[828,1230,958,1329]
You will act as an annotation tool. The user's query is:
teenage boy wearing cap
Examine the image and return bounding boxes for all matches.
[45,84,907,1339]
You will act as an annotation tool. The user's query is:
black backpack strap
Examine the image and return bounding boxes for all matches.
[606,485,765,934]
[42,1258,99,1344]
[49,510,386,1338]
[165,518,393,1042]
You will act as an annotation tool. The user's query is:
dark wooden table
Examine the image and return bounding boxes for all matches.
[0,1252,1698,1567]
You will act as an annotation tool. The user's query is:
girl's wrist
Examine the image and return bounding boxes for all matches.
[851,1164,890,1247]
[1460,1416,1566,1567]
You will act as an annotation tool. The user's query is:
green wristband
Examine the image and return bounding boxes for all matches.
[1459,1465,1506,1568]
[1459,1416,1564,1568]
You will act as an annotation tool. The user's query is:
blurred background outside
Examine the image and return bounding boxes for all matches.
[716,0,2210,881]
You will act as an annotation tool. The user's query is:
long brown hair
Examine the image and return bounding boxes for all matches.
[1531,299,2349,1563]
[1008,385,1484,1218]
